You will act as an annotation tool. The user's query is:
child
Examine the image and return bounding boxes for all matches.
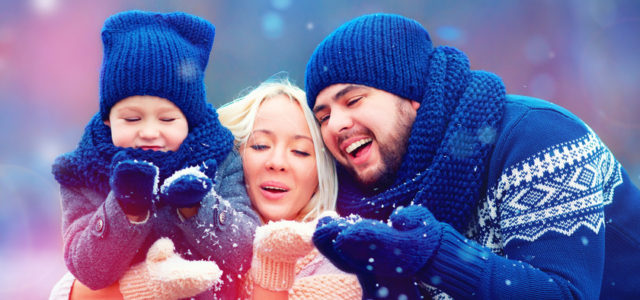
[51,10,259,299]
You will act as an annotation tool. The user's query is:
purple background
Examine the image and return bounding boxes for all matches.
[1,0,639,298]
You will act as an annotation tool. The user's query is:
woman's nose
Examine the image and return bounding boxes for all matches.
[265,149,287,171]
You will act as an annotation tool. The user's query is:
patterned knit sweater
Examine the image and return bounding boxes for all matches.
[420,95,640,299]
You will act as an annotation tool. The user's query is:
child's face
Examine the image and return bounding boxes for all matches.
[105,95,188,152]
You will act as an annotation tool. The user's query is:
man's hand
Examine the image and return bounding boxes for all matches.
[335,205,443,277]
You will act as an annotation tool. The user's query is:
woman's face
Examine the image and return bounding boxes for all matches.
[240,95,318,222]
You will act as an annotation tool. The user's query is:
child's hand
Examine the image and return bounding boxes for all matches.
[251,220,316,291]
[160,166,213,208]
[119,238,223,300]
[199,158,218,180]
[110,152,159,215]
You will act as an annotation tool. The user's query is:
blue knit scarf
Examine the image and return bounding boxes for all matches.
[52,104,234,197]
[336,46,505,231]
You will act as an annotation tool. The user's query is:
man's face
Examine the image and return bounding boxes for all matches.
[313,84,419,188]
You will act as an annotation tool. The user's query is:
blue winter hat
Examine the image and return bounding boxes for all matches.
[305,13,434,108]
[99,10,215,126]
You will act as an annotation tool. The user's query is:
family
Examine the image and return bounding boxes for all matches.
[50,10,639,300]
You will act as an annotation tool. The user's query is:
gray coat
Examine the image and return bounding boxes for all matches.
[60,150,259,299]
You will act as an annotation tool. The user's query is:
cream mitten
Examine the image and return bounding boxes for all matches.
[250,220,316,291]
[119,237,223,300]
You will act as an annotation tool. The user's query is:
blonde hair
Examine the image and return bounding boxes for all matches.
[218,77,337,222]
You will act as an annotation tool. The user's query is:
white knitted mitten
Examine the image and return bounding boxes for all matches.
[250,220,316,291]
[119,237,223,300]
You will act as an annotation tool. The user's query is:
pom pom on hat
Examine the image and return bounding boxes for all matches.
[99,10,215,126]
[304,13,434,108]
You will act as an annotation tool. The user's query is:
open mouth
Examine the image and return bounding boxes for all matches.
[261,185,289,193]
[345,138,372,158]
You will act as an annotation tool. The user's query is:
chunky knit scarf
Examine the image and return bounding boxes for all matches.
[336,46,505,231]
[52,104,234,197]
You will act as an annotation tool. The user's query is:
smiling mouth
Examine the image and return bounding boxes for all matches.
[261,186,289,193]
[139,146,163,151]
[345,138,372,158]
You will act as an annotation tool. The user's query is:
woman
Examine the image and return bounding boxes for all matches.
[51,78,361,299]
[218,78,361,299]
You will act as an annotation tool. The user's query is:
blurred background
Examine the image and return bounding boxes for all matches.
[1,0,639,298]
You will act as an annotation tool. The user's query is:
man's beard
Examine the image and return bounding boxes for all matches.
[351,102,415,191]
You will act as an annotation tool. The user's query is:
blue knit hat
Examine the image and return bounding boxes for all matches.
[305,13,434,108]
[99,10,215,126]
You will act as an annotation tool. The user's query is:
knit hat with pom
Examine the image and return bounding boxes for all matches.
[305,13,434,108]
[99,10,215,126]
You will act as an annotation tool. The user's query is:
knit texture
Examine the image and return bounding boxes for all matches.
[119,237,223,300]
[305,13,433,108]
[109,155,159,215]
[330,205,443,276]
[51,105,233,198]
[290,273,361,300]
[242,249,362,300]
[313,208,433,299]
[251,220,316,291]
[159,164,213,208]
[99,10,214,125]
[335,43,504,231]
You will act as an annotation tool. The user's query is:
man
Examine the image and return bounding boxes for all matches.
[306,13,640,299]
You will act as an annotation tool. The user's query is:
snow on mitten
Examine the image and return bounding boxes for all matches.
[335,205,443,277]
[160,166,213,208]
[110,151,159,215]
[313,213,363,273]
[199,158,218,180]
[251,220,316,291]
[313,213,422,299]
[119,237,223,300]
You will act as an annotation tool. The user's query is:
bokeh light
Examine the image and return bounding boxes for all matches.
[1,0,639,298]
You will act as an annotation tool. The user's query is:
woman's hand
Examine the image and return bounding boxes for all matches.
[251,220,316,291]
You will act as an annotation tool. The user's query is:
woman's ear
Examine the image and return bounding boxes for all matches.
[104,120,111,127]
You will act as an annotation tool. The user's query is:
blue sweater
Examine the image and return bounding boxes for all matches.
[60,151,259,299]
[420,95,640,299]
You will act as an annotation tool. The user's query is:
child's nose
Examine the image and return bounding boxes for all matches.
[139,124,160,139]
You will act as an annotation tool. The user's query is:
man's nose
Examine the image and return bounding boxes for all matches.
[327,108,353,133]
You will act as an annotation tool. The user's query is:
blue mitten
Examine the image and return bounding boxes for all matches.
[356,273,422,300]
[335,205,443,277]
[313,213,423,299]
[313,214,362,273]
[160,166,213,208]
[110,151,159,215]
[199,158,218,180]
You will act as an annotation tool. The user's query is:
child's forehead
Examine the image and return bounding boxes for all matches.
[112,95,183,112]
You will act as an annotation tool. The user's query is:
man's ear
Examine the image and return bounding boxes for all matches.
[410,100,420,111]
[104,120,111,127]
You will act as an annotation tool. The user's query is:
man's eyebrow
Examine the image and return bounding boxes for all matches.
[312,84,365,114]
[333,84,364,101]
